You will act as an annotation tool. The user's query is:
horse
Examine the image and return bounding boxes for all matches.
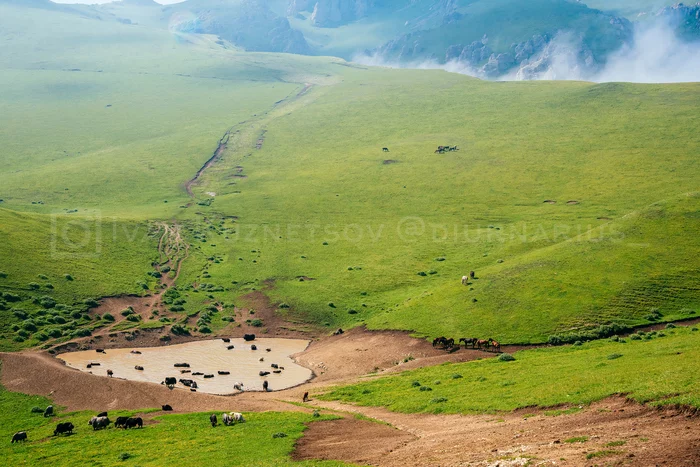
[432,337,446,347]
[443,338,455,349]
[488,338,501,353]
[459,337,477,348]
[476,339,490,351]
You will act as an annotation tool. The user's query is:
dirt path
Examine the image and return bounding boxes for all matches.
[294,398,700,466]
[185,129,232,197]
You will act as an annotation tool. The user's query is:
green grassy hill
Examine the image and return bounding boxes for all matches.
[0,3,699,349]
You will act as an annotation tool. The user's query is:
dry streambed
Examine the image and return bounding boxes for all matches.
[58,338,312,394]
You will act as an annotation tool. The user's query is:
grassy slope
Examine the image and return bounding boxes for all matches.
[186,72,700,342]
[322,326,700,413]
[0,383,349,466]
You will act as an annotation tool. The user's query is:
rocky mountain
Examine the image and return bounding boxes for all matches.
[165,0,310,54]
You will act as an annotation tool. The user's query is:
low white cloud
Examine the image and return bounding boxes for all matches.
[354,20,700,84]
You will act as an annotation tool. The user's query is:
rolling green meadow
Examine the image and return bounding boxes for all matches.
[1,3,700,350]
[0,380,349,466]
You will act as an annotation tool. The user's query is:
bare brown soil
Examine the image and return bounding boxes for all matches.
[295,398,700,466]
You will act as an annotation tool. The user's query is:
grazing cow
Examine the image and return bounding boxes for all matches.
[191,381,198,389]
[382,147,389,152]
[115,416,129,428]
[87,363,92,369]
[259,371,270,377]
[273,370,281,374]
[44,405,54,417]
[262,380,269,392]
[222,413,233,426]
[459,337,478,348]
[266,348,272,352]
[130,350,142,355]
[179,379,194,387]
[227,345,235,350]
[134,366,144,371]
[54,422,74,436]
[192,372,204,376]
[222,338,231,343]
[333,328,344,336]
[232,412,244,423]
[469,271,475,279]
[303,392,309,402]
[234,382,244,391]
[164,377,176,388]
[174,363,190,368]
[243,334,255,341]
[271,363,279,369]
[180,369,191,374]
[476,339,490,351]
[107,369,114,377]
[259,357,264,362]
[124,417,143,429]
[218,371,230,375]
[97,411,108,418]
[210,414,217,427]
[488,338,501,353]
[204,374,214,379]
[95,349,105,353]
[91,416,110,430]
[250,344,257,350]
[11,432,27,443]
[461,275,469,285]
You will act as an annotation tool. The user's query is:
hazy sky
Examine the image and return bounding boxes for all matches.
[52,0,185,4]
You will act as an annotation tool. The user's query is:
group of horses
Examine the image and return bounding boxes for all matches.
[432,336,501,353]
[435,145,458,154]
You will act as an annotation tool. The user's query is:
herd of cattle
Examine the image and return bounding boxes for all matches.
[433,336,501,353]
[380,145,459,154]
[11,405,246,444]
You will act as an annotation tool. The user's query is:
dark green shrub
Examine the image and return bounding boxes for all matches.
[435,257,445,261]
[71,310,83,319]
[666,323,676,329]
[71,328,91,338]
[64,274,73,281]
[171,324,190,336]
[451,374,463,379]
[31,406,43,413]
[84,298,99,308]
[35,332,49,341]
[199,326,212,333]
[0,271,7,278]
[328,302,335,308]
[54,315,67,324]
[126,315,141,322]
[13,309,28,320]
[249,319,263,327]
[416,271,427,276]
[119,453,132,461]
[272,432,287,438]
[44,283,53,289]
[419,386,432,392]
[347,309,357,314]
[47,328,62,338]
[120,307,135,316]
[13,336,25,342]
[607,353,623,360]
[38,274,48,280]
[22,320,38,332]
[498,353,515,362]
[431,397,448,403]
[411,381,421,387]
[3,292,20,302]
[17,329,30,338]
[39,296,57,309]
[28,282,40,290]
[428,270,437,275]
[169,305,185,312]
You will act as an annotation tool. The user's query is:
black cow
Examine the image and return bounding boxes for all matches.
[115,416,129,428]
[226,345,235,350]
[218,371,230,375]
[130,350,142,355]
[382,147,389,152]
[192,372,204,376]
[164,377,177,388]
[124,417,143,429]
[204,374,214,379]
[11,432,27,443]
[303,392,309,402]
[210,414,217,427]
[262,380,269,391]
[107,369,114,377]
[191,381,198,389]
[174,363,190,368]
[97,411,108,418]
[259,371,270,377]
[54,422,74,436]
[333,328,344,335]
[265,348,272,352]
[250,345,257,351]
[271,363,279,369]
[222,338,231,343]
[243,334,255,341]
[162,405,173,411]
[179,379,194,387]
[95,348,105,353]
[135,366,144,371]
[44,405,54,417]
[469,270,475,279]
